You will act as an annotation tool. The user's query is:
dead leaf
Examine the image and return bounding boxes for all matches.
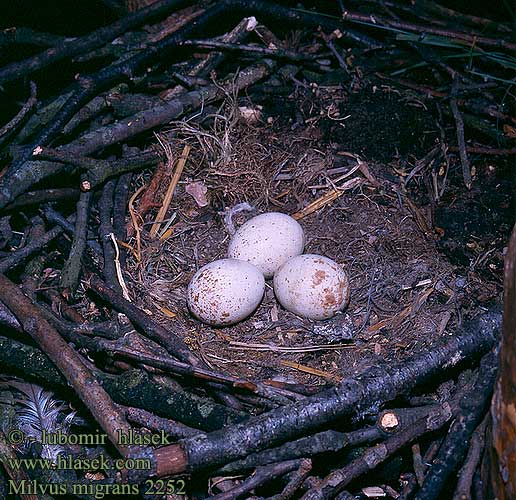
[185,181,209,207]
[504,124,516,138]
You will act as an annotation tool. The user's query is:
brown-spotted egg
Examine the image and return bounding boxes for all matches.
[273,254,350,320]
[227,212,305,278]
[187,258,265,326]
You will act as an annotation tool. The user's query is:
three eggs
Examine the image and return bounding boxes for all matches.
[187,212,350,326]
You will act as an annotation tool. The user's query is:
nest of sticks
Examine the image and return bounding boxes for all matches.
[0,0,514,498]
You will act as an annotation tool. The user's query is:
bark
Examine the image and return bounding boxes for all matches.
[399,440,442,499]
[100,369,246,431]
[113,173,132,266]
[124,406,201,439]
[0,431,38,500]
[62,84,129,135]
[0,225,63,273]
[67,59,275,157]
[229,0,381,49]
[339,9,516,51]
[219,426,384,473]
[72,335,300,405]
[302,405,452,500]
[42,206,103,256]
[60,189,93,293]
[0,57,272,208]
[0,82,37,148]
[88,275,200,367]
[210,459,305,500]
[450,76,472,189]
[0,27,66,48]
[453,417,488,500]
[413,0,511,33]
[491,225,516,498]
[3,188,79,211]
[88,276,248,410]
[180,39,319,62]
[98,180,120,293]
[32,146,161,188]
[13,92,73,145]
[16,4,224,163]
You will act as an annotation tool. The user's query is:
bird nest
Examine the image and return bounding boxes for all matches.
[124,82,503,386]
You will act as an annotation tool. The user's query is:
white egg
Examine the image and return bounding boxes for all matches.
[187,258,265,326]
[228,212,305,278]
[273,254,350,320]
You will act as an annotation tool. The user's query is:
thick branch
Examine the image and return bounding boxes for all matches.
[113,173,132,265]
[0,275,132,456]
[0,224,63,273]
[0,335,245,431]
[124,406,201,439]
[220,426,384,473]
[453,416,488,500]
[339,9,516,51]
[229,0,381,49]
[66,59,275,157]
[211,459,305,500]
[98,180,120,293]
[0,82,37,148]
[180,39,319,62]
[302,405,452,500]
[42,206,102,256]
[60,189,93,292]
[0,0,195,85]
[8,3,225,174]
[450,77,472,189]
[304,351,498,500]
[0,58,272,208]
[0,27,66,48]
[32,146,162,188]
[3,188,79,211]
[152,309,500,476]
[88,275,199,367]
[415,351,497,499]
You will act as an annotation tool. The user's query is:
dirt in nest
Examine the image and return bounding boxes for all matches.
[252,79,437,164]
[319,89,438,163]
[126,77,506,387]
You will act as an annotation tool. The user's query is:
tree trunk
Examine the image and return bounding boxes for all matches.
[491,223,516,498]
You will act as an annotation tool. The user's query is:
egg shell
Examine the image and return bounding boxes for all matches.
[273,254,350,320]
[187,258,265,326]
[228,212,305,278]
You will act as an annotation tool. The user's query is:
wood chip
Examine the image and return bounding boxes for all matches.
[280,360,342,382]
[291,177,363,220]
[362,486,386,497]
[128,185,145,262]
[150,143,190,238]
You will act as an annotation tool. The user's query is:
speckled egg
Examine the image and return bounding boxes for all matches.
[227,212,305,278]
[273,254,350,320]
[187,258,265,326]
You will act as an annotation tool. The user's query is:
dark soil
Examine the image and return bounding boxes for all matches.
[320,88,438,163]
